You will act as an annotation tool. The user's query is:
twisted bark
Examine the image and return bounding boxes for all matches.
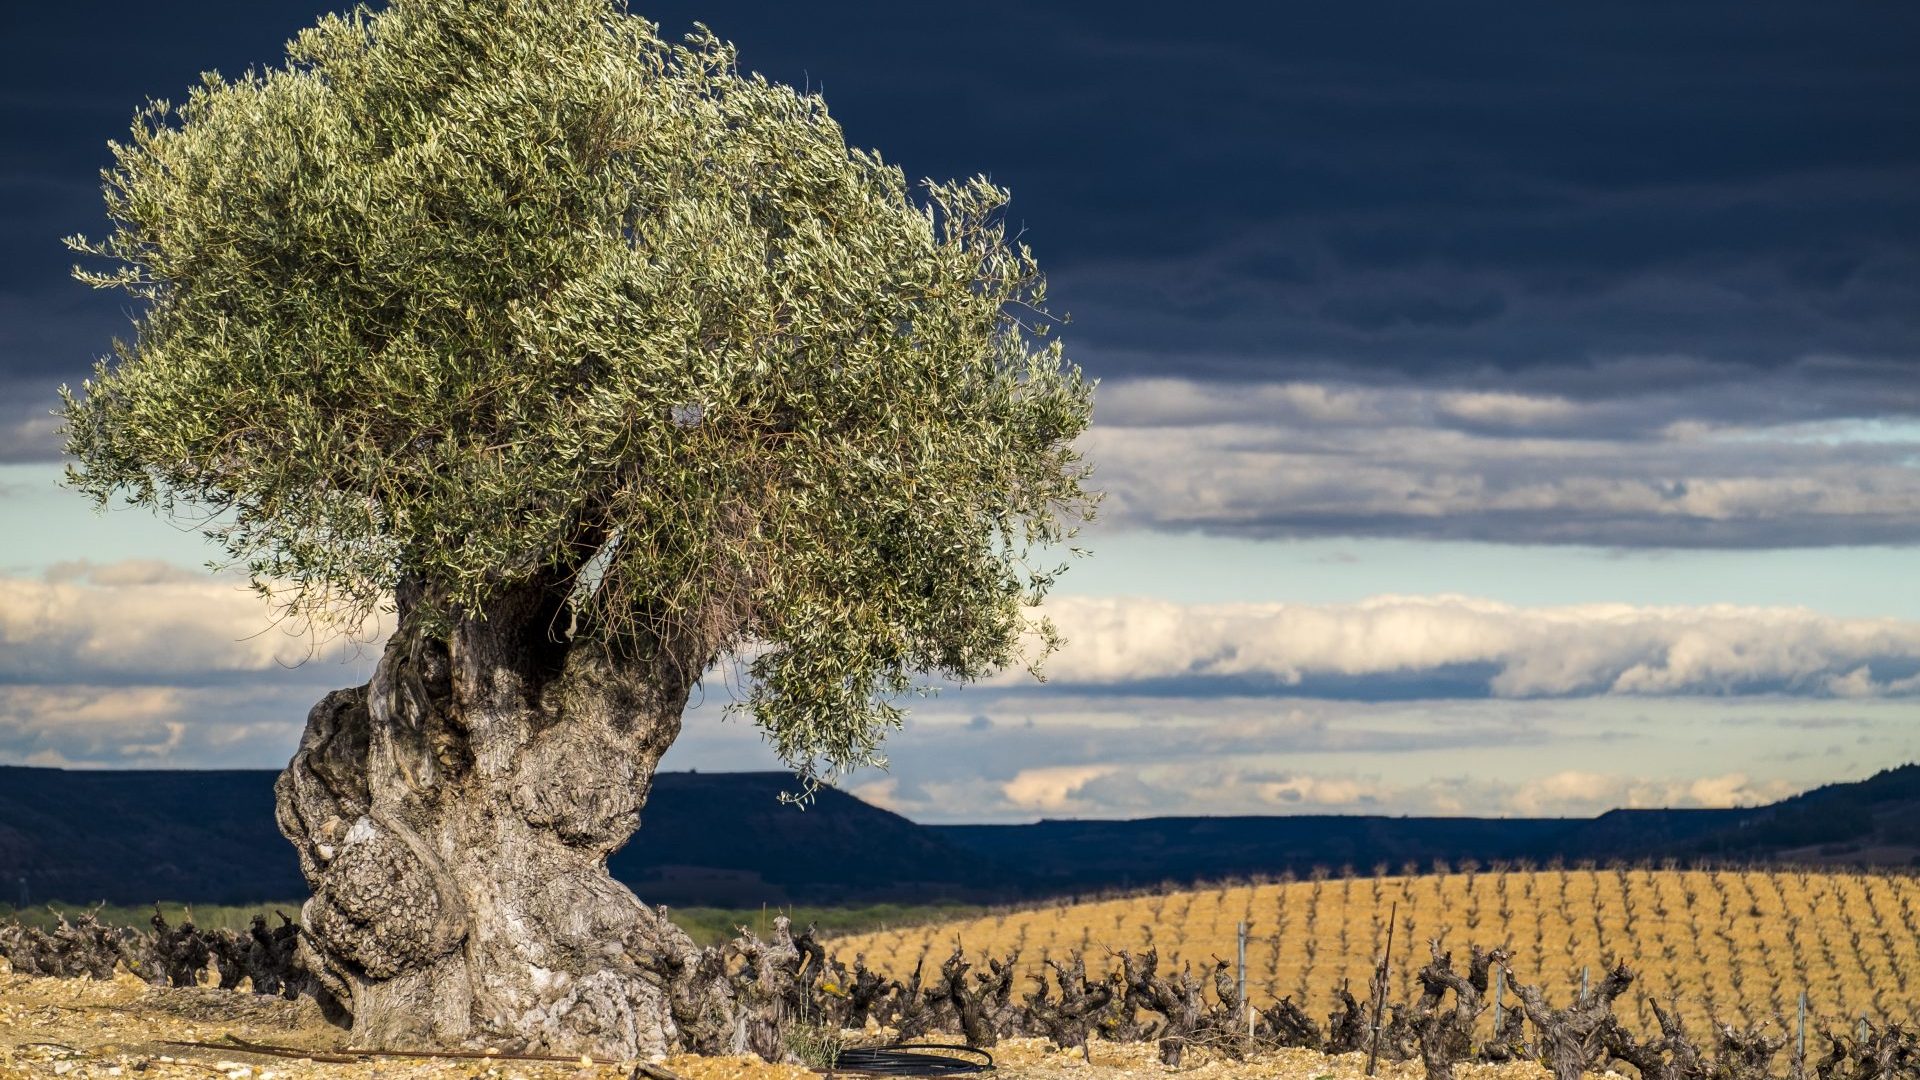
[1403,943,1506,1080]
[1602,997,1708,1080]
[816,951,891,1031]
[1023,953,1114,1061]
[1117,948,1210,1065]
[1504,959,1635,1080]
[723,916,805,1062]
[275,580,737,1057]
[1327,980,1370,1054]
[922,950,1022,1048]
[1255,995,1322,1049]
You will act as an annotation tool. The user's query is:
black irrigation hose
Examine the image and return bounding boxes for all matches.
[829,1043,994,1075]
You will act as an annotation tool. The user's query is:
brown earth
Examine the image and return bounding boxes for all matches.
[0,960,1559,1080]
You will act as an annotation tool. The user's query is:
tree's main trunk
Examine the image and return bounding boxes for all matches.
[274,584,738,1057]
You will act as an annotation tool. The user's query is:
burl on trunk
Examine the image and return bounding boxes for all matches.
[274,581,737,1057]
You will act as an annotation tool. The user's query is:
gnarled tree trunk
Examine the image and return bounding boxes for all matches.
[274,580,739,1057]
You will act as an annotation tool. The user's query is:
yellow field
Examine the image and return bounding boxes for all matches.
[828,868,1920,1034]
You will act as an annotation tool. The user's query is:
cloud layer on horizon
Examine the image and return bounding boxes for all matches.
[1015,593,1920,699]
[0,559,382,686]
[797,690,1914,822]
[9,560,1920,705]
[850,762,1808,823]
[1084,371,1920,548]
[3,558,1917,817]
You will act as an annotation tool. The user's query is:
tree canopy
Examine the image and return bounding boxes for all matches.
[59,0,1097,787]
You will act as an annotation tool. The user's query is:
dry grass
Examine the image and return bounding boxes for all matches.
[827,866,1920,1034]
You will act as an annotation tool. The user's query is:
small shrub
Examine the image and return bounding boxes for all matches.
[784,1017,843,1070]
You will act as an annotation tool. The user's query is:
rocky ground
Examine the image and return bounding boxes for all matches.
[0,963,1558,1080]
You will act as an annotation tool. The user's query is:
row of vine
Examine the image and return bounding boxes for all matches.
[2,909,1913,1079]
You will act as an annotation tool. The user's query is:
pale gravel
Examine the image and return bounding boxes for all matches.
[0,961,1565,1080]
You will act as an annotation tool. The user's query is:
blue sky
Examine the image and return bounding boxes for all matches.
[1,0,1916,821]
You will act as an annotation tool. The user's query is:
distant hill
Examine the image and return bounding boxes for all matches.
[930,765,1920,888]
[0,767,305,907]
[607,772,1022,905]
[929,757,1920,883]
[1,763,1913,907]
[1679,762,1920,864]
[927,807,1765,892]
[0,766,1014,908]
[928,814,1576,893]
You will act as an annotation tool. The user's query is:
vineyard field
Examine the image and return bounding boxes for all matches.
[828,867,1920,1035]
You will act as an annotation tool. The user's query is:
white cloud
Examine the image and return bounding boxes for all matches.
[0,685,186,727]
[1001,764,1119,812]
[1509,769,1796,816]
[0,560,378,767]
[1434,390,1581,427]
[1083,374,1920,547]
[1256,773,1386,807]
[4,559,1911,825]
[1006,594,1920,699]
[1507,770,1619,815]
[43,558,204,587]
[0,560,382,684]
[0,683,314,767]
[850,776,901,812]
[832,749,1822,822]
[0,403,62,464]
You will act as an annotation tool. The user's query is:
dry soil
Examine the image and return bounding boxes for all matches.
[0,961,1569,1080]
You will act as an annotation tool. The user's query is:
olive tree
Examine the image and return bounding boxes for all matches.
[58,0,1095,1056]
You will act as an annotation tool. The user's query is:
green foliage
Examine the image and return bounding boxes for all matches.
[783,1014,844,1070]
[8,899,977,948]
[6,902,302,934]
[59,0,1097,788]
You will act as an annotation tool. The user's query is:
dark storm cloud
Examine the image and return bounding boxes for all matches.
[608,0,1920,386]
[3,0,1915,545]
[1,1,357,437]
